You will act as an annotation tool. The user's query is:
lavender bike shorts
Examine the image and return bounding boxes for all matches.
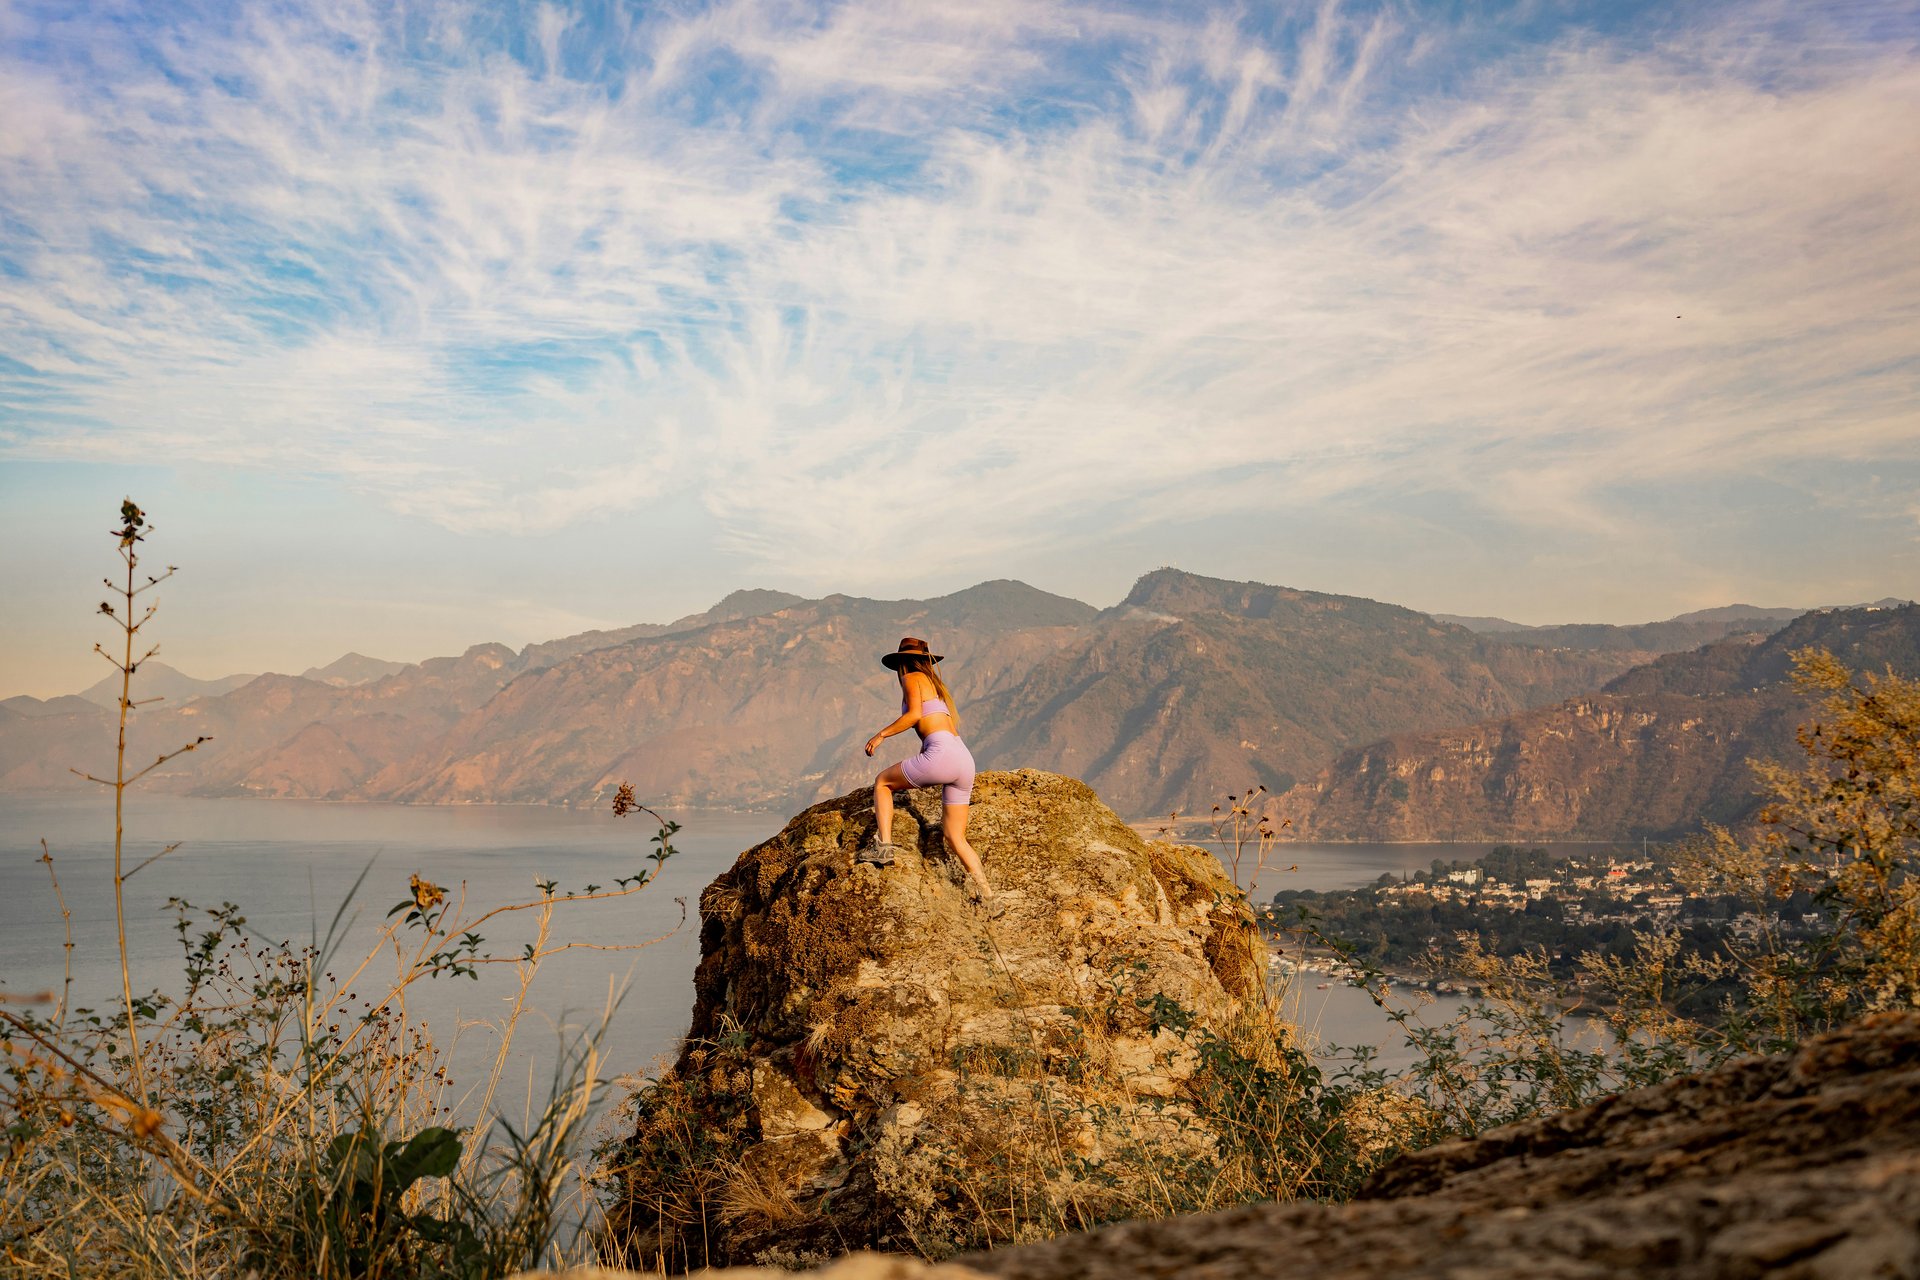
[899,730,976,805]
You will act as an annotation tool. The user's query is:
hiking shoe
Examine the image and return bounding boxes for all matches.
[968,883,1008,917]
[855,841,897,867]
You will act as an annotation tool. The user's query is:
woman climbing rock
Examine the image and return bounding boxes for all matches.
[859,636,996,908]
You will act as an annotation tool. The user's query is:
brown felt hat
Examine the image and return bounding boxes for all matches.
[880,636,944,669]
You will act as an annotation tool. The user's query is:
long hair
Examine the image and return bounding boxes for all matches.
[899,653,960,732]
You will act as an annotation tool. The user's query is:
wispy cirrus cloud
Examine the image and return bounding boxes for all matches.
[1,0,1916,583]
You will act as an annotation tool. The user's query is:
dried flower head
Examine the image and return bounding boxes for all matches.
[409,873,446,912]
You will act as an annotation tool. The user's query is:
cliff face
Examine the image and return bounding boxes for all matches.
[1279,604,1920,841]
[602,771,1265,1272]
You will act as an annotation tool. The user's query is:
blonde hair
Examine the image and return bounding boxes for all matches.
[900,655,959,732]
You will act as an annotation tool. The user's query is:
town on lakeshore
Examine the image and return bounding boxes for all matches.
[1261,842,1826,1008]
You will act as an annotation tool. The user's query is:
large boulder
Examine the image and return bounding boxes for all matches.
[600,770,1264,1272]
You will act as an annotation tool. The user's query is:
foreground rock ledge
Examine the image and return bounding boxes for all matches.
[975,1010,1920,1280]
[601,770,1265,1271]
[558,1012,1920,1279]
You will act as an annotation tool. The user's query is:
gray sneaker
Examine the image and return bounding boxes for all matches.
[855,841,897,866]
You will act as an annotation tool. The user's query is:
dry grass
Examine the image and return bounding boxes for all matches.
[0,862,681,1278]
[1,501,686,1279]
[720,1160,808,1231]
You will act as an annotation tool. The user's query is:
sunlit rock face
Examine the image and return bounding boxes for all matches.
[601,770,1264,1273]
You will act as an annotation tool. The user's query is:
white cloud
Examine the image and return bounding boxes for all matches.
[0,0,1916,587]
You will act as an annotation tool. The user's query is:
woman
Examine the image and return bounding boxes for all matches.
[860,636,994,904]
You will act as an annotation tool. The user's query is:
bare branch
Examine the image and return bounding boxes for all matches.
[124,841,184,881]
[130,569,176,597]
[39,839,74,1028]
[463,931,687,967]
[126,736,211,784]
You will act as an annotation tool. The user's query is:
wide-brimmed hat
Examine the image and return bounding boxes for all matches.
[880,636,944,669]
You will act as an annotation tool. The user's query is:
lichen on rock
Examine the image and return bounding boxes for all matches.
[599,770,1265,1272]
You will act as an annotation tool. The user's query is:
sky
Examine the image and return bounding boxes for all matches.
[2,0,1917,697]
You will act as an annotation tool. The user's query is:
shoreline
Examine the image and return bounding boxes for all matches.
[12,787,1648,843]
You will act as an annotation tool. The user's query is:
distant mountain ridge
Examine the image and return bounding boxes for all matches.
[1433,604,1802,654]
[0,571,1654,815]
[5,573,1905,825]
[1276,603,1920,841]
[1434,599,1912,654]
[298,653,409,687]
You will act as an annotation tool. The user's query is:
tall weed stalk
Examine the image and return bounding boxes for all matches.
[2,501,684,1279]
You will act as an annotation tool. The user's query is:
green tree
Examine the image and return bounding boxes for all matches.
[1683,647,1920,1039]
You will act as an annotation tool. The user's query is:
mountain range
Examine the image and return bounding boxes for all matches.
[3,570,1909,835]
[1276,603,1920,840]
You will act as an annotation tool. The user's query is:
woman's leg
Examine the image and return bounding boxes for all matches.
[873,763,910,845]
[943,803,992,895]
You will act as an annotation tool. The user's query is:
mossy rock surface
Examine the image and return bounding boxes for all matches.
[603,770,1263,1271]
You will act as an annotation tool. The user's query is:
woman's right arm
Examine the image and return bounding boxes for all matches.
[865,683,924,756]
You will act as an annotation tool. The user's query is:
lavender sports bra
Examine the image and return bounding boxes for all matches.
[902,696,951,717]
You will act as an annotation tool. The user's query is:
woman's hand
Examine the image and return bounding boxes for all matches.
[865,734,883,757]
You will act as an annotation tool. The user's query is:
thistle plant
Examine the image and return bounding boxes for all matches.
[67,499,210,1101]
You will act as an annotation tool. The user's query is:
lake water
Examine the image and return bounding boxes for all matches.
[0,794,1622,1129]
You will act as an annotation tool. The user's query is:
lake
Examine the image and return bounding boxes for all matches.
[0,793,1625,1128]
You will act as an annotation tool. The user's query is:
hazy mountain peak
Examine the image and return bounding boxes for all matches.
[924,579,1096,629]
[299,652,410,687]
[2,693,105,719]
[78,661,257,708]
[1432,613,1540,633]
[1662,603,1804,626]
[1120,567,1409,623]
[1122,568,1297,614]
[706,588,808,622]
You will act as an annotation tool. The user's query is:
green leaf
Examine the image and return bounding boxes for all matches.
[390,1126,462,1188]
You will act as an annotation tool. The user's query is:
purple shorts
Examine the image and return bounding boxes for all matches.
[899,730,976,805]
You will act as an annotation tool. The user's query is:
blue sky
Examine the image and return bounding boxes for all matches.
[2,0,1917,696]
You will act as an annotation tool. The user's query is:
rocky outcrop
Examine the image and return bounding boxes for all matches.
[600,770,1265,1272]
[568,1011,1920,1279]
